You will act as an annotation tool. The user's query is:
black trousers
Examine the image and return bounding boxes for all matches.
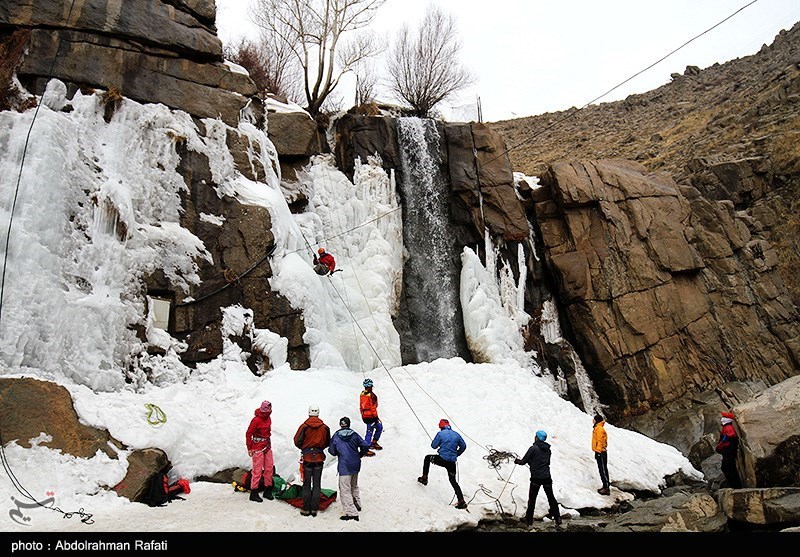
[721,457,742,488]
[526,478,559,523]
[302,462,324,511]
[595,451,610,488]
[422,454,464,500]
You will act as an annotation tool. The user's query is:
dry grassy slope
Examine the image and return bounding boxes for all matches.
[488,22,800,306]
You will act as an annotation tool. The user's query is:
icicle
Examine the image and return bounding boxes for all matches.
[516,243,526,312]
[540,299,562,344]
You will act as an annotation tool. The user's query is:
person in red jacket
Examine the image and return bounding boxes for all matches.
[715,410,742,488]
[293,404,331,516]
[245,400,274,502]
[313,247,336,275]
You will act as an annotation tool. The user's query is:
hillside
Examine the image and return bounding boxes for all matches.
[488,22,800,306]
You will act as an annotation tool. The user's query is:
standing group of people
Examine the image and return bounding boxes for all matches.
[246,379,745,527]
[245,378,384,521]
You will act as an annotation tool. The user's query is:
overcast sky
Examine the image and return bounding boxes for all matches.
[215,0,800,122]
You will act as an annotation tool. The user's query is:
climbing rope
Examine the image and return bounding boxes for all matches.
[174,244,276,308]
[0,0,97,526]
[145,403,167,427]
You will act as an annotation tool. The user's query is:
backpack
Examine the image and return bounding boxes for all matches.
[143,472,190,507]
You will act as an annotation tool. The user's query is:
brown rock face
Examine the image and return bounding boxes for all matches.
[1,0,260,127]
[535,159,800,419]
[173,140,309,371]
[0,377,117,458]
[490,23,800,309]
[444,122,529,241]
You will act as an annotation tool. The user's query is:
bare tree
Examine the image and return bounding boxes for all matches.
[386,5,475,118]
[251,0,386,117]
[354,59,379,106]
[223,33,301,102]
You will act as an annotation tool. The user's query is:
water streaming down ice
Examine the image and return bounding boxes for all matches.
[395,117,467,363]
[540,299,603,412]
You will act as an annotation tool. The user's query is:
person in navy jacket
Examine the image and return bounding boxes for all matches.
[515,429,562,526]
[417,419,468,509]
[328,416,371,521]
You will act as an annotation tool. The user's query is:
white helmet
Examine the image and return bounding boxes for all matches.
[308,404,320,417]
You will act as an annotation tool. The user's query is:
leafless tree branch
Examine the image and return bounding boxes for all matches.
[251,0,386,117]
[386,5,475,118]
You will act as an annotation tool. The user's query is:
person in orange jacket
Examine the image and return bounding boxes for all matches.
[592,414,610,495]
[246,400,274,502]
[293,404,331,516]
[359,378,383,455]
[313,247,336,275]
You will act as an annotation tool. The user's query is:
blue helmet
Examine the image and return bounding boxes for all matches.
[536,430,547,441]
[363,378,373,388]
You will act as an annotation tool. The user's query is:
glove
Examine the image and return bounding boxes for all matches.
[514,458,521,465]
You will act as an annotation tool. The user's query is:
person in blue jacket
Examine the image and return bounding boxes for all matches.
[328,416,371,521]
[417,419,468,509]
[515,429,562,526]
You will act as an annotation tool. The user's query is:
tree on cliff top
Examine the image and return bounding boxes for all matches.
[223,33,301,102]
[251,0,386,117]
[386,4,475,118]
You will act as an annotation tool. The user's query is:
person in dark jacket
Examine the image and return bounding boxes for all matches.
[328,416,371,521]
[515,429,562,526]
[417,419,468,509]
[293,404,331,516]
[313,247,336,275]
[245,400,274,502]
[715,411,742,488]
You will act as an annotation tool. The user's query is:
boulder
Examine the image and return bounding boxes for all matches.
[113,448,171,503]
[0,377,118,459]
[717,487,800,527]
[603,489,727,532]
[736,375,800,487]
[267,111,322,157]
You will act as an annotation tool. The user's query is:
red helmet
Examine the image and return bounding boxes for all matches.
[318,247,325,254]
[438,419,450,429]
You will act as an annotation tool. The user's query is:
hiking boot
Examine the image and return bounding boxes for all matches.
[455,499,468,510]
[300,510,311,516]
[417,475,428,485]
[370,442,382,450]
[340,515,359,521]
[249,490,263,502]
[363,450,376,457]
[520,517,533,527]
[262,485,274,500]
[597,487,610,495]
[310,511,318,517]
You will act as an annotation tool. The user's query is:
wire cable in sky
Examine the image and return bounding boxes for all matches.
[481,0,760,171]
